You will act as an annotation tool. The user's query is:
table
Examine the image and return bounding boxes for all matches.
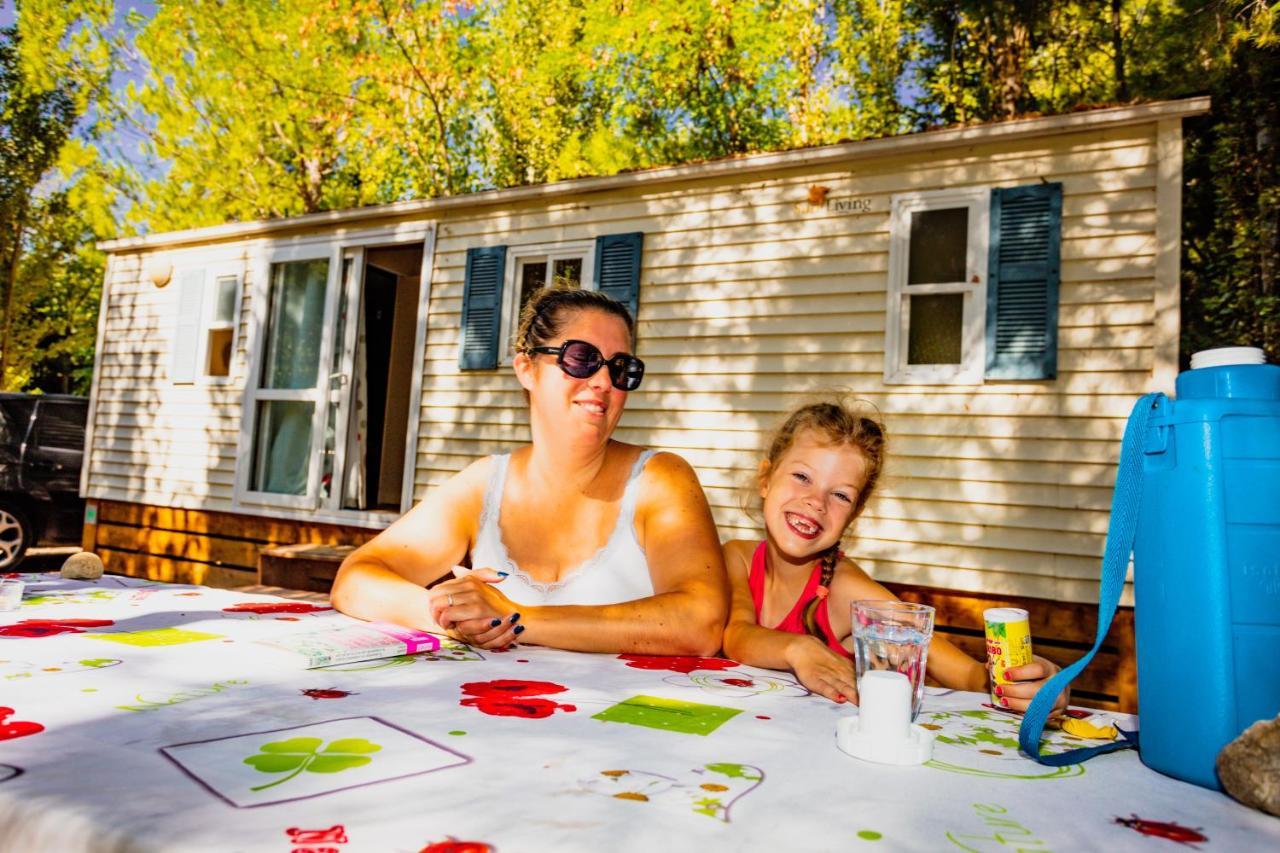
[2,572,1277,852]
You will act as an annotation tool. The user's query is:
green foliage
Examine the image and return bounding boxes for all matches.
[0,24,93,393]
[1,190,103,393]
[9,0,1280,373]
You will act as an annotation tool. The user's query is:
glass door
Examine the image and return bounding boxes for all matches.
[237,250,339,508]
[236,226,433,518]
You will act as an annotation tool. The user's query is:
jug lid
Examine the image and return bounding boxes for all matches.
[1190,347,1266,369]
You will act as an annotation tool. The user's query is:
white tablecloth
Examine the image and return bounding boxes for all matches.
[1,572,1276,852]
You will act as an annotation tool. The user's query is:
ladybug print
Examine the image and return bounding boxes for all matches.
[300,688,357,700]
[1115,815,1208,847]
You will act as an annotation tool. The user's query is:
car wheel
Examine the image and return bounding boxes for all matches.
[0,504,32,570]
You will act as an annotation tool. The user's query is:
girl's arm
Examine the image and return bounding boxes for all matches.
[431,452,729,656]
[721,540,858,702]
[825,559,987,693]
[827,560,1067,710]
[329,457,489,631]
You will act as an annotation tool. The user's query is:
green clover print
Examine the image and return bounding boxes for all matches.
[243,736,381,791]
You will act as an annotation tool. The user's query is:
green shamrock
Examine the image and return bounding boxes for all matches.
[243,736,381,791]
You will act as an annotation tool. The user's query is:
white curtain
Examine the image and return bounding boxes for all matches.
[342,291,368,510]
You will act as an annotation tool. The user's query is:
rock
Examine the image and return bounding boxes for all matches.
[60,551,105,581]
[1218,715,1280,817]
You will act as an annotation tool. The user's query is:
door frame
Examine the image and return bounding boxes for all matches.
[232,221,436,527]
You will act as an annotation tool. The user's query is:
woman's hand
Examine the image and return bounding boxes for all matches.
[785,635,859,704]
[995,655,1069,716]
[427,569,524,650]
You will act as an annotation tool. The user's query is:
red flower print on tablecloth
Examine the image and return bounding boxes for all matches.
[618,654,739,674]
[0,619,115,639]
[0,707,44,741]
[221,602,332,615]
[459,679,576,719]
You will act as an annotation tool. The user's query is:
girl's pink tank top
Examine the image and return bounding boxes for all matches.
[748,541,852,659]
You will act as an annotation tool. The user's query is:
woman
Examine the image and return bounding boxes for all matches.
[330,287,728,655]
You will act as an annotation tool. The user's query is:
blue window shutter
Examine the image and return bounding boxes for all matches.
[171,269,205,384]
[459,246,507,370]
[594,232,644,322]
[985,183,1062,380]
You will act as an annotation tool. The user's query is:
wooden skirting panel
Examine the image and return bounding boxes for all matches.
[82,500,375,591]
[885,581,1136,713]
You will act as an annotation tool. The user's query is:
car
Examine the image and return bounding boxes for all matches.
[0,393,89,569]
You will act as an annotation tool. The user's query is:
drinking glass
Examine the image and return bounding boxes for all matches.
[852,600,935,721]
[0,579,23,612]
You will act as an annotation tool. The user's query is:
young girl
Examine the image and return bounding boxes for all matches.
[723,400,1067,714]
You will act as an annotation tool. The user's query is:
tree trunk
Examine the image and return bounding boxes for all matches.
[0,200,27,388]
[1111,0,1128,101]
[1249,47,1277,298]
[987,4,1030,120]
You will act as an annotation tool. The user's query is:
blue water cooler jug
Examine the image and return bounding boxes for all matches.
[1133,347,1280,789]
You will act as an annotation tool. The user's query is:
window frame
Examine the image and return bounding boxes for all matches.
[496,240,597,365]
[168,263,244,387]
[199,264,244,385]
[235,243,342,510]
[884,187,991,385]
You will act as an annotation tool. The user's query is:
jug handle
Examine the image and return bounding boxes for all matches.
[1018,392,1165,765]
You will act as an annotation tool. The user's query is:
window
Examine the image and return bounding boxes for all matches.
[496,242,596,363]
[460,233,644,371]
[32,400,87,451]
[205,274,239,377]
[248,258,329,498]
[171,266,242,384]
[885,188,990,384]
[236,254,331,506]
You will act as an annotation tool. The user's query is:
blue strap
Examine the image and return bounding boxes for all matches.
[1017,392,1164,765]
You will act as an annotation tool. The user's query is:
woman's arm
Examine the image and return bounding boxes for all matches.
[721,540,858,702]
[329,457,489,631]
[432,452,729,655]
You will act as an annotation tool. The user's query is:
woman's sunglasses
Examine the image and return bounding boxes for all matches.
[528,339,645,392]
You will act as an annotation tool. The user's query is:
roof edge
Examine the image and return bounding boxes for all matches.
[100,96,1210,254]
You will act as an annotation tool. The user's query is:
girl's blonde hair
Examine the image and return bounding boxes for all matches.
[761,399,886,641]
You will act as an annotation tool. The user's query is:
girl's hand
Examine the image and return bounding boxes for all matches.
[427,569,524,650]
[995,655,1069,716]
[785,636,859,704]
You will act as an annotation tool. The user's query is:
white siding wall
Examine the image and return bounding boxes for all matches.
[418,124,1164,604]
[87,245,253,508]
[89,119,1173,604]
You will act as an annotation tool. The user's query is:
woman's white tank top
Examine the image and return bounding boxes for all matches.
[469,449,658,606]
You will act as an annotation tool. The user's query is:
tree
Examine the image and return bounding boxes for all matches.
[1174,2,1279,361]
[0,26,79,388]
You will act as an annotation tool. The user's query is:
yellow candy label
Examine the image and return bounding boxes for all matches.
[1061,716,1119,741]
[984,609,1033,703]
